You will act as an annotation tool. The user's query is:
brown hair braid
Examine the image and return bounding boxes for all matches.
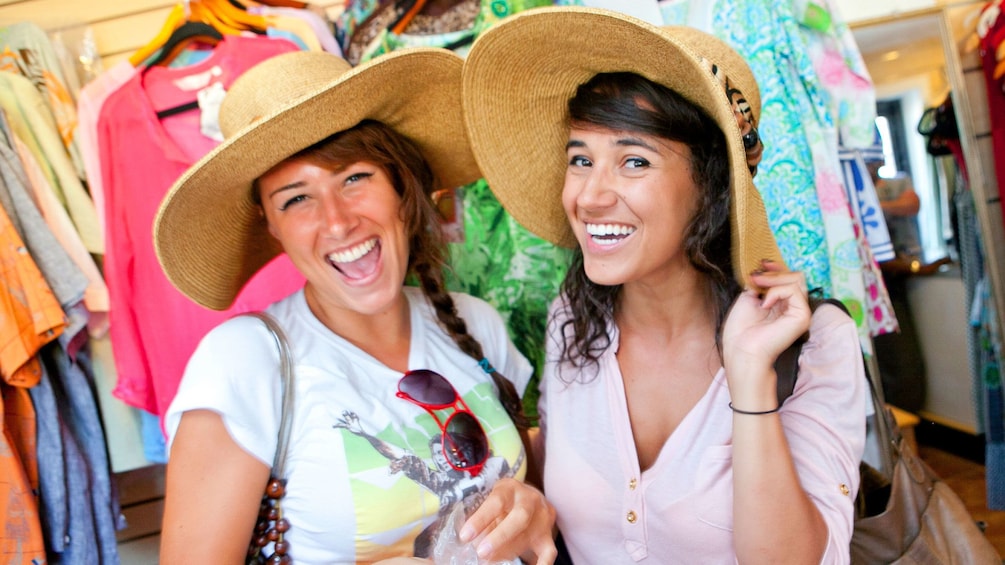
[413,260,531,430]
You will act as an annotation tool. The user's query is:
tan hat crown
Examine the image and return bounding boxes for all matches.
[219,51,352,139]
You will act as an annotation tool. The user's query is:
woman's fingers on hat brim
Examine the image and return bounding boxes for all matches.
[750,266,806,295]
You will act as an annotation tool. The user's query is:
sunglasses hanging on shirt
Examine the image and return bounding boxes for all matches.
[397,369,490,476]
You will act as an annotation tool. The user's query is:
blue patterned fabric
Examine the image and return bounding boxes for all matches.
[659,0,832,294]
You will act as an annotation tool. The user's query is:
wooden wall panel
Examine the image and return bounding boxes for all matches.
[1,0,345,68]
[964,67,991,134]
[0,0,175,29]
[89,7,177,61]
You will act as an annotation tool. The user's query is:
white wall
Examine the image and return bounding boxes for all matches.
[908,273,978,431]
[840,0,937,23]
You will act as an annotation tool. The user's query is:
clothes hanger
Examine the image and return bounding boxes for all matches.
[143,20,224,69]
[243,0,309,8]
[992,28,1005,71]
[200,0,269,33]
[390,0,428,34]
[143,19,225,120]
[992,28,1005,78]
[189,0,243,35]
[129,3,187,67]
[963,0,1002,55]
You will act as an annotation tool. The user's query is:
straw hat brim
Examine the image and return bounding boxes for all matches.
[155,48,480,310]
[462,7,783,287]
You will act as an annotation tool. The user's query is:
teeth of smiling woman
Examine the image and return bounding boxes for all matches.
[585,223,636,239]
[328,238,377,264]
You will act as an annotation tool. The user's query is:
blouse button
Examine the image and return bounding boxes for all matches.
[840,483,850,496]
[626,510,637,524]
[629,478,637,490]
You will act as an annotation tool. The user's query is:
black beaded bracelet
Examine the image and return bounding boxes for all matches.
[728,401,781,415]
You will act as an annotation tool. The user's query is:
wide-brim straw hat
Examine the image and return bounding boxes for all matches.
[462,7,785,287]
[155,48,480,310]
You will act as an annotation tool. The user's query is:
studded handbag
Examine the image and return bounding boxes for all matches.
[243,312,296,564]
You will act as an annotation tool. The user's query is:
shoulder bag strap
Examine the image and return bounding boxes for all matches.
[243,311,296,477]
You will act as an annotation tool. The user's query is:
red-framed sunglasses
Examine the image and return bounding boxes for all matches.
[397,369,489,476]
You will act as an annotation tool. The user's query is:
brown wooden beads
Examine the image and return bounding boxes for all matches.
[247,476,291,564]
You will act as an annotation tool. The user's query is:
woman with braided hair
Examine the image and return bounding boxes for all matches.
[154,48,554,564]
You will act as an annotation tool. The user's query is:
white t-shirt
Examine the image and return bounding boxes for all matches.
[166,286,532,563]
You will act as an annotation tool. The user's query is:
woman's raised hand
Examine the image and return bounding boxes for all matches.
[721,260,811,398]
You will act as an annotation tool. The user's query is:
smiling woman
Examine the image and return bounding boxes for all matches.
[152,48,557,564]
[461,8,867,564]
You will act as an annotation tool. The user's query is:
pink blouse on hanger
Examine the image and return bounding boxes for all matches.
[97,35,305,418]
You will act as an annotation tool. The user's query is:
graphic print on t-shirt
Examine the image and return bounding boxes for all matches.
[331,380,525,557]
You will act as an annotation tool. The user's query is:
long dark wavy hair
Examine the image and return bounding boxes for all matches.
[557,73,743,376]
[256,120,529,428]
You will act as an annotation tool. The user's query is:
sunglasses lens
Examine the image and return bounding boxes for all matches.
[443,412,488,470]
[399,369,456,405]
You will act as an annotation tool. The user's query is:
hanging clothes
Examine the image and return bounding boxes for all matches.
[977,4,1005,229]
[31,331,124,563]
[9,127,109,338]
[247,4,344,56]
[841,143,894,263]
[0,72,102,255]
[1,103,124,561]
[339,0,582,62]
[75,60,137,242]
[98,34,305,418]
[0,122,88,314]
[787,0,892,341]
[838,146,898,337]
[656,0,896,345]
[0,195,57,564]
[958,0,1005,509]
[797,0,897,339]
[973,275,1005,510]
[0,381,47,563]
[0,147,68,561]
[953,181,1005,511]
[0,21,86,181]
